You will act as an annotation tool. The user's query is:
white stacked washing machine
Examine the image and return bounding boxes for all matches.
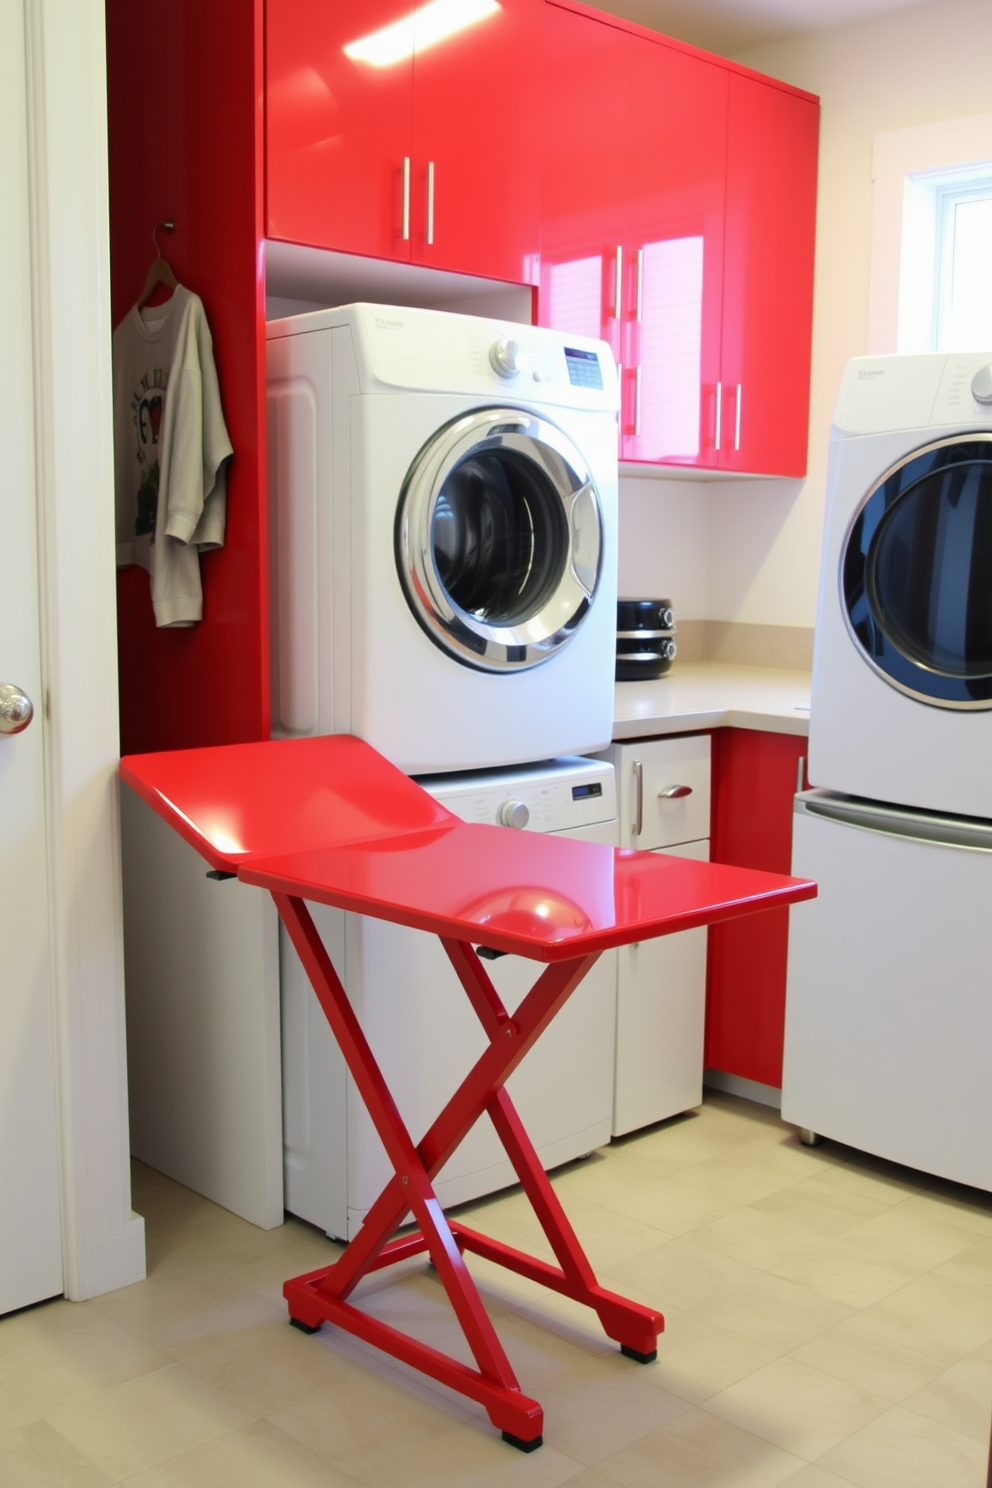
[783,352,992,1190]
[266,304,621,1238]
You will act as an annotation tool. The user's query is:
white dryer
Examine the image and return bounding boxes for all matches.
[784,352,992,1186]
[266,304,619,774]
[809,352,992,818]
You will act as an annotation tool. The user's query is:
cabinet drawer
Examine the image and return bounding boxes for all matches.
[609,735,711,849]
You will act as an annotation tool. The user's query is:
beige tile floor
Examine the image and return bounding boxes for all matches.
[3,1092,992,1486]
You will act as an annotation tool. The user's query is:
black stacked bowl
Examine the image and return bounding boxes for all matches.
[615,598,677,681]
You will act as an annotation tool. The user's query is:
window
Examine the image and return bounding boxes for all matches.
[933,175,992,350]
[869,114,992,355]
[898,162,992,353]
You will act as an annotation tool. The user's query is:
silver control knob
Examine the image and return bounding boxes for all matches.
[0,683,34,735]
[489,337,527,378]
[497,799,530,829]
[971,365,992,405]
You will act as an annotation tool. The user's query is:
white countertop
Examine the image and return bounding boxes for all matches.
[613,663,811,740]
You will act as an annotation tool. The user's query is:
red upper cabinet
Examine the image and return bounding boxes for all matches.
[716,76,819,476]
[538,0,818,477]
[266,0,414,262]
[266,0,541,285]
[623,41,727,466]
[539,3,631,368]
[412,0,541,283]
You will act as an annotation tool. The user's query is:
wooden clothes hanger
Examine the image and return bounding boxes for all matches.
[136,219,179,310]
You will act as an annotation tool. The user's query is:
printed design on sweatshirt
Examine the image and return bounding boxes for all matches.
[135,461,160,538]
[129,368,169,541]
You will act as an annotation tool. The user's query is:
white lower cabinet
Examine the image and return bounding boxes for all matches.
[596,734,712,1135]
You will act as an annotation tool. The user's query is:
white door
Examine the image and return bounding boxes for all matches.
[0,0,64,1313]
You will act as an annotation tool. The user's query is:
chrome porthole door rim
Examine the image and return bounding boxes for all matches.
[395,406,604,673]
[840,431,992,710]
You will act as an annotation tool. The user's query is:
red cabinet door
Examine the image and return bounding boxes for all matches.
[266,0,414,260]
[623,39,727,466]
[706,728,808,1088]
[267,0,541,282]
[538,3,631,374]
[717,75,819,476]
[413,0,541,284]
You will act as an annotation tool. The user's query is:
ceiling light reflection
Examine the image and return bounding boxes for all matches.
[344,0,500,68]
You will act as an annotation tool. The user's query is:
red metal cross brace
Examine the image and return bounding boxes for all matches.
[274,892,665,1452]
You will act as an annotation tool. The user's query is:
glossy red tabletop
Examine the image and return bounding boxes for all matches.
[239,824,815,962]
[119,736,455,873]
[120,735,816,958]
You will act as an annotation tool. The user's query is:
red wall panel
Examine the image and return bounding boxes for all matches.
[106,0,269,754]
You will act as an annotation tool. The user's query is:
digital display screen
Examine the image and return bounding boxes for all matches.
[571,782,603,800]
[564,347,604,390]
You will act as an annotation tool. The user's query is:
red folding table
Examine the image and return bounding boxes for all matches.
[120,734,815,1451]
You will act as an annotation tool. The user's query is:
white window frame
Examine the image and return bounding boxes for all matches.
[868,112,992,354]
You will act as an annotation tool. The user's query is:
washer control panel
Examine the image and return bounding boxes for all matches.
[422,758,617,835]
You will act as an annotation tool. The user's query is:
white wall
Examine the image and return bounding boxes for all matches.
[617,473,709,614]
[624,0,992,628]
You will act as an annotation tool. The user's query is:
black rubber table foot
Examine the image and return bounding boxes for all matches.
[289,1316,322,1335]
[501,1431,543,1452]
[621,1344,657,1363]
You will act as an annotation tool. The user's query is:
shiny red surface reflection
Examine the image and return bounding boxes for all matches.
[121,735,815,960]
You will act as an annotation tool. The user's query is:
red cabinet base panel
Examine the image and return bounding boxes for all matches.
[706,727,808,1087]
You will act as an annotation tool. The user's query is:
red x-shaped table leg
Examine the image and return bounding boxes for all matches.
[274,893,664,1451]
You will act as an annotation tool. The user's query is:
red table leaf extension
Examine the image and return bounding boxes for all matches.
[121,735,815,1450]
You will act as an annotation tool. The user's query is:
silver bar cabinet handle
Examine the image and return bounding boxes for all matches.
[634,365,642,436]
[614,244,623,319]
[632,758,643,837]
[636,248,643,321]
[714,380,723,452]
[401,157,411,241]
[735,382,742,451]
[426,160,435,245]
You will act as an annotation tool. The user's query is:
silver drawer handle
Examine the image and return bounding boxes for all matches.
[658,784,692,799]
[632,758,643,837]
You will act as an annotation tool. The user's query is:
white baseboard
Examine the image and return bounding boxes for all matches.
[704,1069,782,1110]
[67,1213,146,1301]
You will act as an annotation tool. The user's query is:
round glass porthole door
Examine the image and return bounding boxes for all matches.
[843,433,992,707]
[395,407,604,672]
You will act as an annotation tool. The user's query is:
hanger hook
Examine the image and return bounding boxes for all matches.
[152,219,175,259]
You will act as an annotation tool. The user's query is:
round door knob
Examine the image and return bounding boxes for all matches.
[0,683,35,735]
[489,337,527,379]
[971,365,992,404]
[497,799,530,829]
